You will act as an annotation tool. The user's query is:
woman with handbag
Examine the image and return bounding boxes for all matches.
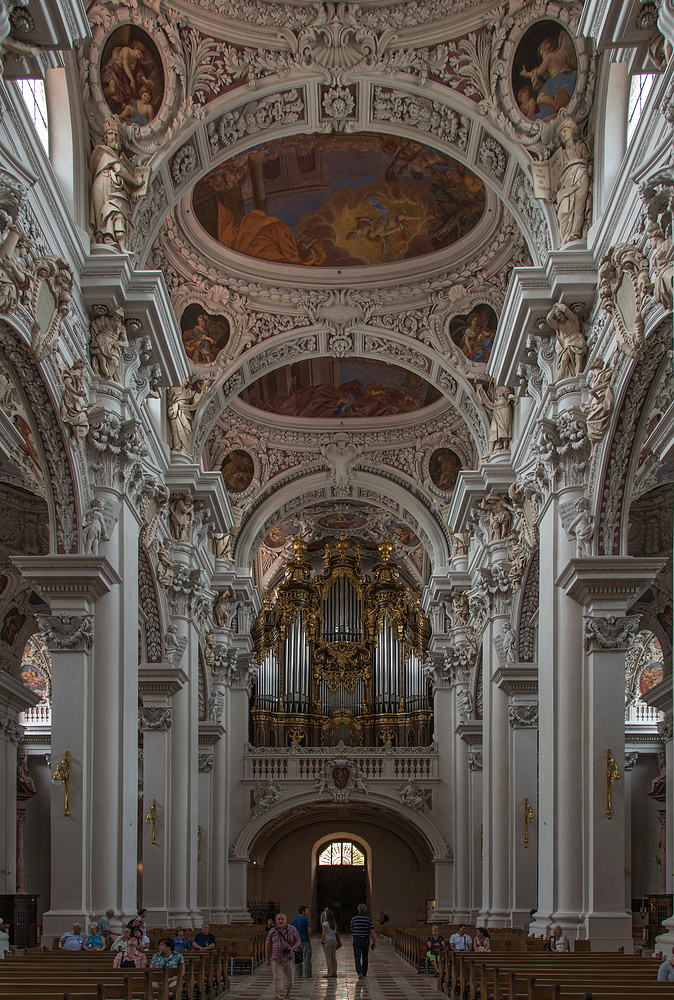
[321,909,340,978]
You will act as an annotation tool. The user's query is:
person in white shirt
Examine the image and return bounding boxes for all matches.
[449,923,472,952]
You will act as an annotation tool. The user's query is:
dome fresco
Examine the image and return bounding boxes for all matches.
[191,132,486,268]
[239,358,443,418]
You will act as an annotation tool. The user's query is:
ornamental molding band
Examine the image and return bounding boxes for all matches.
[37,614,94,651]
[583,615,641,652]
[508,703,539,728]
[315,758,369,803]
[139,706,173,731]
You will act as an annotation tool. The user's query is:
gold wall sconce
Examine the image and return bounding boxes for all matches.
[606,749,621,819]
[146,797,157,844]
[51,751,70,816]
[524,797,534,846]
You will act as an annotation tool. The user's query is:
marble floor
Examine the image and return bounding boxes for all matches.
[227,937,442,1000]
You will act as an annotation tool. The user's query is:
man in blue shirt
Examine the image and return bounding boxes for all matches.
[350,903,376,980]
[58,924,86,951]
[291,905,312,977]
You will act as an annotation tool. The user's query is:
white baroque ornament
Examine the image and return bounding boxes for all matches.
[315,758,369,803]
[251,779,281,818]
[38,614,94,651]
[598,243,654,360]
[399,778,430,815]
[208,90,305,152]
[372,88,469,149]
[322,85,355,119]
[139,706,173,731]
[583,615,640,652]
[509,704,539,728]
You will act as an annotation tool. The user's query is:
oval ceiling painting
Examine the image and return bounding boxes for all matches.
[192,133,486,268]
[240,359,442,419]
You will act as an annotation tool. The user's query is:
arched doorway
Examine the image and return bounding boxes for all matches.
[315,839,368,930]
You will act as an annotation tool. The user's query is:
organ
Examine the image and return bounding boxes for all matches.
[251,535,432,747]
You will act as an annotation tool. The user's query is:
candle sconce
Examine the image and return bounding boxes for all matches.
[524,797,534,846]
[606,749,621,819]
[51,751,70,816]
[146,797,157,844]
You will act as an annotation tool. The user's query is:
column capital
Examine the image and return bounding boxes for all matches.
[508,703,539,729]
[556,556,667,612]
[11,555,121,605]
[492,664,538,696]
[138,664,188,699]
[583,615,641,653]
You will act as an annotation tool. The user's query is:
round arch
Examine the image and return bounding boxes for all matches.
[234,469,452,572]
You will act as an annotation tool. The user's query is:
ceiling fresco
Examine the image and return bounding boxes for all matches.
[239,358,443,418]
[191,132,486,268]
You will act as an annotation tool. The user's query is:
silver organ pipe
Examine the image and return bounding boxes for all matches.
[374,616,403,713]
[323,577,361,642]
[283,611,310,712]
[258,650,278,711]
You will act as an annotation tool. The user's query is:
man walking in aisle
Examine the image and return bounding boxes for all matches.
[266,912,301,999]
[350,903,376,980]
[291,905,312,977]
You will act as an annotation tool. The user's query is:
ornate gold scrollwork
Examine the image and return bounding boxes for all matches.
[313,640,371,692]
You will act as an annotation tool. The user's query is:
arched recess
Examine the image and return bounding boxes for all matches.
[192,323,491,467]
[234,469,452,573]
[236,793,443,864]
[594,315,671,556]
[0,321,85,554]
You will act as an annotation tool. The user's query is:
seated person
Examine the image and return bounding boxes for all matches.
[150,936,185,969]
[173,927,192,951]
[658,947,674,981]
[85,922,105,951]
[111,927,131,952]
[193,922,216,951]
[59,923,86,951]
[426,925,445,977]
[449,923,472,952]
[98,909,115,943]
[131,926,150,951]
[549,925,569,952]
[113,936,147,969]
[474,928,490,952]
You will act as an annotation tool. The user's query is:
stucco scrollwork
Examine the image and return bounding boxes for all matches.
[251,779,281,817]
[139,706,173,731]
[207,90,306,153]
[37,614,94,651]
[372,88,470,149]
[508,703,538,728]
[315,758,369,803]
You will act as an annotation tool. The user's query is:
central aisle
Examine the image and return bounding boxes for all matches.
[228,936,442,1000]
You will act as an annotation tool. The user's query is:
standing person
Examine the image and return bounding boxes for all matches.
[449,923,472,953]
[524,908,537,936]
[266,912,301,1000]
[321,909,340,979]
[350,903,376,981]
[426,925,445,977]
[98,909,115,945]
[291,905,312,978]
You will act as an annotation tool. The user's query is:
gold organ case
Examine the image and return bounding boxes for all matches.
[251,536,432,747]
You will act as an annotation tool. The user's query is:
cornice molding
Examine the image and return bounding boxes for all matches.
[556,556,668,609]
[11,555,122,602]
[138,665,189,699]
[492,663,538,696]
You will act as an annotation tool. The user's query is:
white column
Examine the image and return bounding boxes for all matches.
[466,743,483,923]
[197,722,224,919]
[44,67,75,215]
[11,556,120,942]
[558,556,665,951]
[138,665,187,926]
[225,677,253,921]
[90,502,140,923]
[480,543,513,927]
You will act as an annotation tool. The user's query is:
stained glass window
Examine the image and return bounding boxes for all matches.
[318,841,365,866]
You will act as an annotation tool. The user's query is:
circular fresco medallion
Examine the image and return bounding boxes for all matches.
[220,450,254,493]
[429,448,462,492]
[512,20,577,123]
[100,25,164,127]
[264,523,299,548]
